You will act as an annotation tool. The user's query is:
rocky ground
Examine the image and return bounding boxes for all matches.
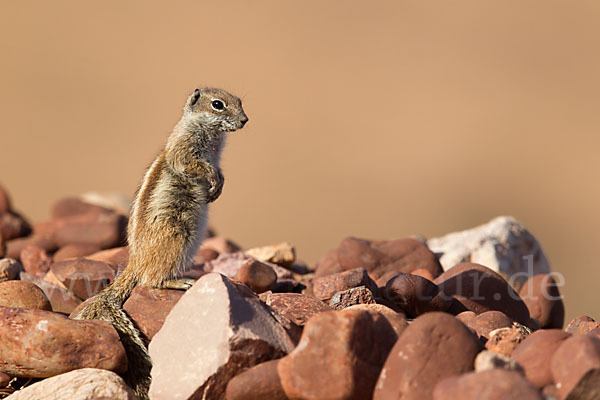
[0,185,598,400]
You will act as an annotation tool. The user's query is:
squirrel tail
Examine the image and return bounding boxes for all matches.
[72,269,151,400]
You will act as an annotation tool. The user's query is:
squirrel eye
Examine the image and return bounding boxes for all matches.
[211,100,225,111]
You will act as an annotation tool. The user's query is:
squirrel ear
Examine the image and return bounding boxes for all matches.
[188,88,201,107]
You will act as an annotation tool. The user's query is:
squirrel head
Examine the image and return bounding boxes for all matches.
[184,88,248,132]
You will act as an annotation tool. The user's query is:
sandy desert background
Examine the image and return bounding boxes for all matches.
[0,0,599,321]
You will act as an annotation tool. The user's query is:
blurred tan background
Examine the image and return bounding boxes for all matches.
[0,0,598,321]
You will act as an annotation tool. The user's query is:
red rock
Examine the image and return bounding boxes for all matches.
[410,268,435,281]
[475,311,513,339]
[434,262,531,325]
[122,286,184,340]
[51,197,115,219]
[314,237,443,281]
[0,371,9,388]
[0,307,126,377]
[245,242,296,268]
[0,185,11,214]
[264,292,331,326]
[0,232,5,258]
[200,236,241,254]
[313,268,378,301]
[383,272,451,317]
[86,246,129,267]
[193,247,219,264]
[565,315,600,335]
[279,308,398,400]
[519,274,564,329]
[485,325,529,357]
[329,286,376,310]
[551,335,600,399]
[234,259,277,293]
[0,280,51,311]
[204,252,294,280]
[374,312,482,400]
[0,258,22,282]
[456,310,478,334]
[149,273,295,400]
[511,329,571,388]
[20,244,52,277]
[53,212,127,250]
[346,303,409,337]
[53,244,102,262]
[225,359,287,400]
[433,369,542,400]
[0,212,31,241]
[20,272,82,314]
[50,258,116,300]
[5,234,57,260]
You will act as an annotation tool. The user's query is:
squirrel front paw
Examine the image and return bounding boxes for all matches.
[207,168,224,202]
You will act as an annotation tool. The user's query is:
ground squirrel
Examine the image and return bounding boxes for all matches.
[73,87,248,399]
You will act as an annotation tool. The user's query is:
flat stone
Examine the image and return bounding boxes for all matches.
[225,359,287,400]
[53,244,102,262]
[5,235,57,260]
[85,246,129,267]
[427,216,551,288]
[4,368,135,400]
[551,334,600,399]
[313,268,378,301]
[51,197,115,220]
[279,308,398,400]
[50,258,115,300]
[245,242,296,268]
[374,312,482,400]
[53,212,127,250]
[19,272,81,314]
[264,292,331,326]
[0,307,126,378]
[519,274,564,329]
[149,273,295,400]
[0,281,51,311]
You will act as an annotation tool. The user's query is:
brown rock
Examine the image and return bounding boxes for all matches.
[512,329,571,388]
[329,286,376,310]
[410,268,435,281]
[345,303,409,337]
[434,262,531,325]
[19,272,82,314]
[51,197,115,219]
[149,273,295,400]
[313,268,378,301]
[565,315,600,335]
[0,258,22,282]
[279,308,398,400]
[264,292,331,326]
[0,307,126,377]
[5,235,57,260]
[542,384,559,398]
[0,281,51,311]
[225,359,287,400]
[53,212,127,250]
[519,274,565,329]
[204,252,294,281]
[3,368,135,400]
[53,244,102,262]
[374,312,482,400]
[0,185,11,214]
[551,335,600,399]
[234,259,277,293]
[50,258,115,300]
[474,350,523,373]
[456,310,478,333]
[0,212,31,241]
[200,236,241,254]
[314,237,443,281]
[245,242,296,268]
[383,272,451,317]
[122,286,184,340]
[0,232,5,258]
[475,311,513,339]
[86,246,129,267]
[433,369,542,400]
[20,244,52,277]
[193,247,219,264]
[486,325,529,357]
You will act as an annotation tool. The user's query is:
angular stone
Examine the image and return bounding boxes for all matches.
[374,312,482,400]
[433,369,542,400]
[149,273,295,400]
[486,325,530,357]
[4,368,135,400]
[234,259,277,293]
[0,281,51,311]
[51,197,115,220]
[245,242,296,268]
[329,286,376,310]
[0,307,126,377]
[565,316,600,335]
[123,286,184,340]
[279,308,398,400]
[264,292,331,326]
[50,258,115,300]
[519,274,564,329]
[474,350,523,373]
[383,272,451,318]
[204,252,293,280]
[0,212,31,241]
[511,329,571,388]
[53,212,127,250]
[551,335,600,399]
[19,272,82,314]
[428,216,550,288]
[53,244,102,262]
[86,246,129,267]
[313,268,378,301]
[225,359,287,400]
[314,237,443,281]
[475,311,513,339]
[20,244,52,277]
[0,258,22,282]
[434,263,531,325]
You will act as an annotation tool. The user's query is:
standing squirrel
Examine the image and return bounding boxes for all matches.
[72,87,248,399]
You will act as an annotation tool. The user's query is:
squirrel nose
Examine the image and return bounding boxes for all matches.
[240,116,249,126]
